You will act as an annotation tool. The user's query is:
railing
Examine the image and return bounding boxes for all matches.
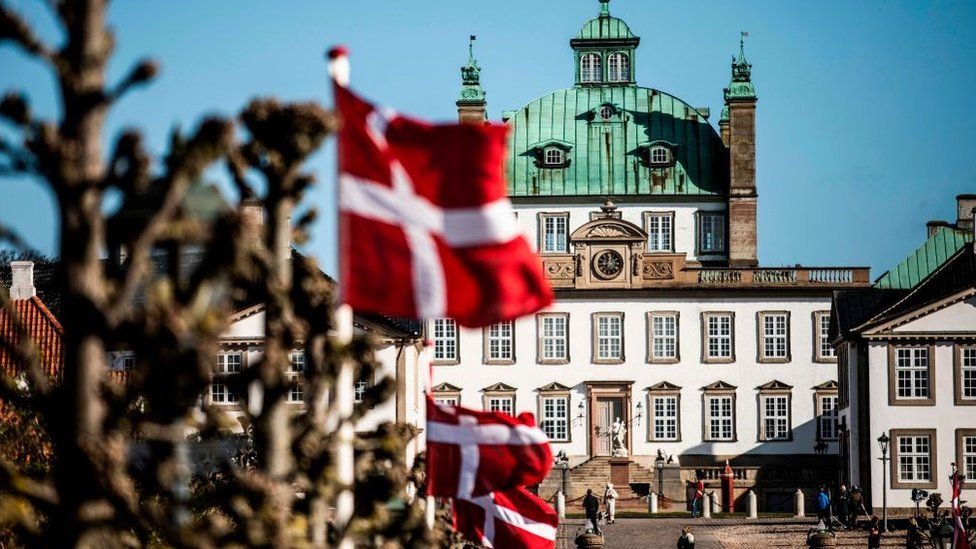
[695,267,869,287]
[697,466,750,481]
[808,268,855,284]
[697,270,742,284]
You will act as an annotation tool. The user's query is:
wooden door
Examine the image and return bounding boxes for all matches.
[594,397,623,456]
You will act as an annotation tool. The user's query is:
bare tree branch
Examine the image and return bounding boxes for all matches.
[0,3,58,64]
[106,59,158,104]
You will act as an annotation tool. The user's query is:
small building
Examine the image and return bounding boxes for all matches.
[831,194,976,512]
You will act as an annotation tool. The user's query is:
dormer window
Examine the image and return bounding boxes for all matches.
[544,147,565,166]
[650,145,671,165]
[607,53,630,82]
[598,105,615,121]
[580,53,601,83]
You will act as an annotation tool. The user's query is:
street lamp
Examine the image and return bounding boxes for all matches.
[655,454,665,496]
[635,401,643,425]
[814,438,828,456]
[877,432,890,533]
[555,450,570,498]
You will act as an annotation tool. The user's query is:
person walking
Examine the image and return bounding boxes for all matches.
[867,515,882,548]
[835,484,850,529]
[849,485,864,528]
[583,489,602,535]
[603,483,619,525]
[905,517,924,549]
[691,476,705,518]
[816,485,832,529]
[676,526,695,549]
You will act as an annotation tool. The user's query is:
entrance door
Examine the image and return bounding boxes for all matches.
[595,397,624,456]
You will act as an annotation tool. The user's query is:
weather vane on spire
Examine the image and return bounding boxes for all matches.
[599,0,610,17]
[468,35,477,62]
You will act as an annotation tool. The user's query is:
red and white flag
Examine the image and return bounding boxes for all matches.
[454,487,559,549]
[331,51,552,328]
[426,398,552,499]
[951,467,970,549]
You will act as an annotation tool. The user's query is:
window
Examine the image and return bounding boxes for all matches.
[211,352,243,405]
[354,379,368,403]
[432,318,458,363]
[893,347,930,400]
[704,395,735,441]
[651,395,679,441]
[814,311,836,362]
[484,321,514,363]
[580,53,601,83]
[649,145,671,165]
[543,147,564,166]
[287,352,305,404]
[593,313,624,363]
[703,312,734,362]
[760,394,791,441]
[698,213,726,254]
[122,354,136,370]
[538,313,569,363]
[759,312,790,362]
[896,434,932,483]
[957,430,976,482]
[487,395,514,415]
[598,105,615,121]
[539,213,569,253]
[433,395,459,406]
[957,345,976,404]
[817,394,839,440]
[607,53,630,82]
[540,396,569,442]
[647,312,678,362]
[644,212,673,252]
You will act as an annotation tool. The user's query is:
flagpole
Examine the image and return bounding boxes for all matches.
[327,46,355,549]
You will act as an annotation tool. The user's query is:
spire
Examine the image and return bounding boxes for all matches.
[457,35,487,123]
[724,31,756,101]
[599,0,610,17]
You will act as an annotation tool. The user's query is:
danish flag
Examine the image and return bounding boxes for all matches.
[330,49,552,328]
[426,398,557,548]
[951,467,970,549]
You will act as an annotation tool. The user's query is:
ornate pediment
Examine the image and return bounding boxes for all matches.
[482,382,517,393]
[537,382,572,393]
[570,218,646,243]
[756,380,793,391]
[812,380,838,391]
[646,381,682,392]
[432,382,462,393]
[701,380,737,392]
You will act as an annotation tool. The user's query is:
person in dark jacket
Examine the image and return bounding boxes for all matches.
[582,489,602,535]
[835,484,850,529]
[905,517,924,549]
[849,486,864,528]
[867,515,882,548]
[677,526,695,549]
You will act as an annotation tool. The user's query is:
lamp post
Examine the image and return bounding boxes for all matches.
[814,437,828,456]
[655,454,665,496]
[556,450,570,499]
[877,432,890,533]
[634,401,643,426]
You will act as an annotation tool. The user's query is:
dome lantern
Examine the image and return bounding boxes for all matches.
[570,0,640,87]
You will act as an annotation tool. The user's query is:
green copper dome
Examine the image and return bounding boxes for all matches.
[576,15,636,41]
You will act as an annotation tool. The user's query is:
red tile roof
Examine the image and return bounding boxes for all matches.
[0,297,63,380]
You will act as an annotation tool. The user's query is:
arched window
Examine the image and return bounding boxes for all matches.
[580,53,602,83]
[543,147,565,166]
[650,145,671,165]
[607,53,630,82]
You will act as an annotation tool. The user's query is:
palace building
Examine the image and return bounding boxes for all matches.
[432,0,871,511]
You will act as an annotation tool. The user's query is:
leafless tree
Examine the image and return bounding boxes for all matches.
[0,1,433,547]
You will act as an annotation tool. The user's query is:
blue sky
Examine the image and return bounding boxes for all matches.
[1,0,974,278]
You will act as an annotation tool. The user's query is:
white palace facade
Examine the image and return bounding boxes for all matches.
[431,0,871,511]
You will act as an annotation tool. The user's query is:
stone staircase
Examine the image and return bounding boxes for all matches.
[538,457,655,510]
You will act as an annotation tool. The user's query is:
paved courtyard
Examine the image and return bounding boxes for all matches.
[557,517,902,548]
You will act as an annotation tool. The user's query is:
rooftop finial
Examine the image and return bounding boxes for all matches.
[599,0,610,17]
[724,31,756,101]
[468,35,476,63]
[738,31,749,63]
[458,35,486,109]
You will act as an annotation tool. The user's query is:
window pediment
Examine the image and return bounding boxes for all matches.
[537,381,571,393]
[647,381,682,392]
[482,382,517,393]
[756,380,793,391]
[813,380,839,391]
[432,382,462,392]
[702,380,737,392]
[570,218,646,243]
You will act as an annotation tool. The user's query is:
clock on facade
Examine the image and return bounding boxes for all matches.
[593,249,624,279]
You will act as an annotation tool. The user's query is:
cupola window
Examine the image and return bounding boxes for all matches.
[580,53,602,83]
[649,145,671,165]
[544,147,564,166]
[598,105,615,121]
[607,53,630,82]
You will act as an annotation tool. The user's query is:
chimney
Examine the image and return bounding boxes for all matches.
[926,220,950,238]
[9,261,36,300]
[956,194,976,232]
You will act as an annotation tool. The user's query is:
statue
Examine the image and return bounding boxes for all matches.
[609,417,627,457]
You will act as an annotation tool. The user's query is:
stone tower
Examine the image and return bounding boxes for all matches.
[457,35,487,124]
[724,33,758,267]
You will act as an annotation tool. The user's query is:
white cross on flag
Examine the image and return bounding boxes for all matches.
[332,71,553,328]
[951,468,970,549]
[426,398,557,548]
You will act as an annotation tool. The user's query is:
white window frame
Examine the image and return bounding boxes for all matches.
[643,211,674,253]
[580,53,602,83]
[539,395,570,442]
[759,394,791,441]
[759,312,790,362]
[896,435,932,483]
[354,379,368,403]
[433,395,459,407]
[486,395,515,415]
[539,213,569,254]
[598,105,615,121]
[704,394,735,442]
[607,52,629,82]
[649,145,671,165]
[896,347,929,399]
[484,321,515,364]
[817,394,839,441]
[543,147,564,166]
[703,312,734,363]
[963,434,976,482]
[651,394,679,441]
[538,313,569,364]
[698,212,726,254]
[814,311,836,362]
[647,311,679,363]
[211,352,243,405]
[593,313,624,363]
[432,318,458,364]
[287,351,305,404]
[960,346,976,401]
